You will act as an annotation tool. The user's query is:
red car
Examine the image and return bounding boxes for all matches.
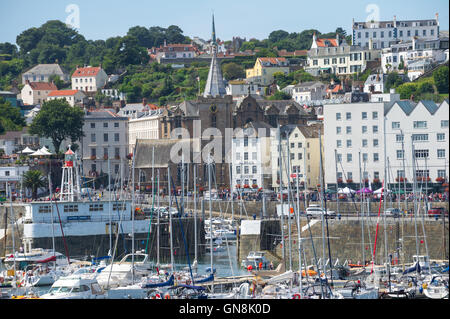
[427,207,449,217]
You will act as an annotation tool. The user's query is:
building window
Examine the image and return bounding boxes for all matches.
[373,153,379,162]
[298,143,302,148]
[104,133,108,142]
[412,134,428,142]
[346,140,352,148]
[372,112,378,120]
[363,153,369,163]
[252,166,257,174]
[336,127,341,134]
[64,205,79,213]
[373,125,379,133]
[392,122,400,129]
[441,120,449,128]
[38,205,51,213]
[244,152,248,160]
[298,153,302,160]
[413,121,427,129]
[414,149,429,159]
[236,166,241,174]
[91,148,96,157]
[114,133,119,142]
[103,122,108,128]
[373,139,379,147]
[437,133,445,141]
[336,113,341,120]
[346,112,351,120]
[346,126,352,134]
[362,139,368,147]
[362,112,367,120]
[91,134,96,143]
[244,166,249,174]
[347,154,352,163]
[362,126,367,134]
[236,152,241,161]
[114,122,119,128]
[396,134,404,142]
[89,204,104,212]
[397,150,404,159]
[337,140,342,148]
[438,170,446,178]
[336,154,342,163]
[437,149,446,158]
[90,123,95,129]
[244,136,248,147]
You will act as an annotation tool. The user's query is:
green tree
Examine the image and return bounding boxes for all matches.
[23,170,47,200]
[417,80,434,95]
[222,62,245,80]
[385,72,404,92]
[0,97,26,131]
[268,90,291,100]
[396,83,418,100]
[433,66,449,94]
[29,99,85,153]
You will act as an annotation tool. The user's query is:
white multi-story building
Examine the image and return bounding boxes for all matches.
[226,81,264,97]
[381,37,447,73]
[384,100,449,185]
[323,102,386,187]
[231,122,272,193]
[80,109,129,181]
[71,66,108,93]
[323,99,449,188]
[305,34,380,77]
[292,81,327,103]
[352,14,440,49]
[128,108,164,152]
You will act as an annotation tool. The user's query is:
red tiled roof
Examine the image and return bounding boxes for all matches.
[48,90,80,97]
[27,82,58,91]
[316,38,338,47]
[72,67,102,78]
[327,84,343,93]
[258,57,287,66]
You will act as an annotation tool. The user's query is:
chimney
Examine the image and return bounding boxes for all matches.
[336,33,340,46]
[393,15,397,28]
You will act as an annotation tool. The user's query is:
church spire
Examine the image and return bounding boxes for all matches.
[203,14,226,98]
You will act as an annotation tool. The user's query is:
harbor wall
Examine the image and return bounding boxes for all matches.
[238,217,448,267]
[274,218,449,267]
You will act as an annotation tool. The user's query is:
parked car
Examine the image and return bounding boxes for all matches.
[306,205,336,219]
[383,208,401,218]
[427,207,449,217]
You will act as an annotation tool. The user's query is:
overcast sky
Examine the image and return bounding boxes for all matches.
[1,0,448,45]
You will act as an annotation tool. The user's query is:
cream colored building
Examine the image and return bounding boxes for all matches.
[128,109,164,152]
[271,124,323,190]
[246,57,290,86]
[21,81,57,105]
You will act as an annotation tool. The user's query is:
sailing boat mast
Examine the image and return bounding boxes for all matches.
[208,155,214,294]
[168,166,175,271]
[359,152,365,266]
[277,125,286,266]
